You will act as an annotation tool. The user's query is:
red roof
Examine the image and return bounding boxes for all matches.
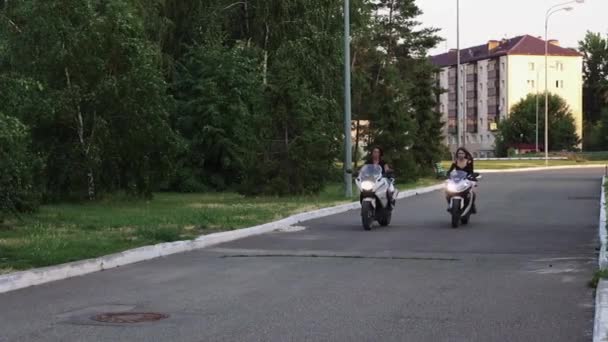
[430,35,581,67]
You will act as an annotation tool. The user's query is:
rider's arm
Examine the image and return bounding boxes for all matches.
[447,163,456,173]
[466,160,474,174]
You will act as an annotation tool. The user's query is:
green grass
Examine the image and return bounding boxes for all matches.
[590,269,608,289]
[441,159,608,170]
[0,179,439,272]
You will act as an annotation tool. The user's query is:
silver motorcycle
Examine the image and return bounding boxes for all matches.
[445,170,481,228]
[355,164,397,230]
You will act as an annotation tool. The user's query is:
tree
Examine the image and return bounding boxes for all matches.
[173,44,265,191]
[586,108,608,151]
[0,113,40,219]
[579,31,608,124]
[495,94,580,156]
[0,0,446,200]
[353,0,442,179]
[0,0,178,199]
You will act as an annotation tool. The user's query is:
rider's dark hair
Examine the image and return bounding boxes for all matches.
[371,146,384,157]
[455,147,472,160]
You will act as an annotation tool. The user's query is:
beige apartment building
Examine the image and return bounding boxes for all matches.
[431,35,583,157]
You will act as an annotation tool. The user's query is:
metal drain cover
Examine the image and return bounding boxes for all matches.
[91,312,169,324]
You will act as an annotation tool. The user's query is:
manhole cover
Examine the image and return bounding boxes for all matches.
[91,312,169,324]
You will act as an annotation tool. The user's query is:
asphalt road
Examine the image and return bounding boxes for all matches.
[0,169,604,342]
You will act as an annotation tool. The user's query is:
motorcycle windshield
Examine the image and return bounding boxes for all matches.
[359,164,383,179]
[449,170,468,182]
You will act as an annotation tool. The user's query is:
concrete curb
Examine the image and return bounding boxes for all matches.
[595,280,608,342]
[600,176,608,270]
[478,164,607,174]
[0,183,444,294]
[594,176,607,342]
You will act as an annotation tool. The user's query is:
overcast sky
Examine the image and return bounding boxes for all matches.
[416,0,608,56]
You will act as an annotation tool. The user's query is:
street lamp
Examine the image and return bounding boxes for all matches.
[536,68,540,153]
[536,64,555,154]
[343,0,352,197]
[544,0,583,165]
[456,0,461,148]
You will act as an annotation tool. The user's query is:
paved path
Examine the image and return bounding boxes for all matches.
[0,169,603,342]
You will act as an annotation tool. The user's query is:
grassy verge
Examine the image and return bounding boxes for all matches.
[590,269,608,289]
[442,159,608,170]
[0,178,439,273]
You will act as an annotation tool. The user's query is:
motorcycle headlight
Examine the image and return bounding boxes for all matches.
[361,180,374,191]
[446,182,459,193]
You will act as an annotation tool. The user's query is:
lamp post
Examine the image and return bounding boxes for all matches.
[536,68,539,153]
[456,0,461,148]
[344,0,352,197]
[544,0,584,165]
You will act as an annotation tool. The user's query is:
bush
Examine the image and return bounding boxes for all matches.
[0,113,41,219]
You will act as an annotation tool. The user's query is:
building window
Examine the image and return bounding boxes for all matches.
[555,80,564,88]
[529,62,535,71]
[479,82,483,90]
[527,80,535,88]
[501,62,505,71]
[556,61,564,71]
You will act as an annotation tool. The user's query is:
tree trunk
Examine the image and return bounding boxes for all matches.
[243,0,250,36]
[263,23,269,85]
[65,66,96,200]
[387,0,395,58]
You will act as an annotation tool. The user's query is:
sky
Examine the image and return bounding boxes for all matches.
[416,0,608,56]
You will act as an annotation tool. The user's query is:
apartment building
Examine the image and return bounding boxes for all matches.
[431,35,583,157]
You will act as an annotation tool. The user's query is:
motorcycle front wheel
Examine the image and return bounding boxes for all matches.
[361,201,374,231]
[450,199,461,228]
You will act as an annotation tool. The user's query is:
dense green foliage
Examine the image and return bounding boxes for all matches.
[0,113,40,219]
[495,94,580,156]
[579,31,608,150]
[0,0,444,211]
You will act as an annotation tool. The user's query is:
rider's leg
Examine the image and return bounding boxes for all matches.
[387,181,396,207]
[471,191,477,214]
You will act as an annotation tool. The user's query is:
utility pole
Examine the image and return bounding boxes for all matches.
[343,0,353,197]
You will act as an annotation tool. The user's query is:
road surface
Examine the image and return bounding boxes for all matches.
[0,169,603,342]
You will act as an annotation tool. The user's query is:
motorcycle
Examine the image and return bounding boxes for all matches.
[445,170,481,228]
[355,164,397,230]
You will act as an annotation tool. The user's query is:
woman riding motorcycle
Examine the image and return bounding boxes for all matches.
[365,147,395,207]
[447,147,477,213]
